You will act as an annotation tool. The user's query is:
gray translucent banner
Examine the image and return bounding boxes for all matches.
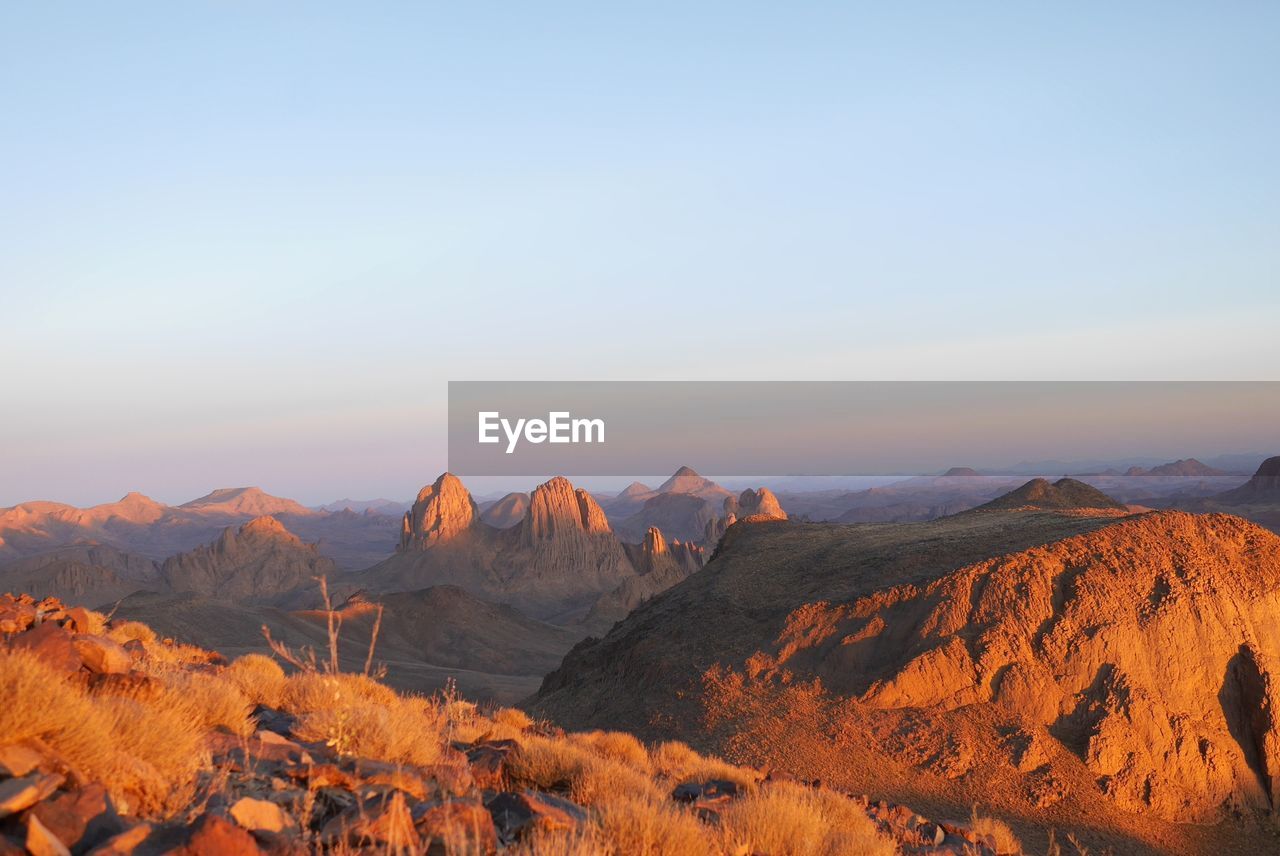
[447,381,1277,477]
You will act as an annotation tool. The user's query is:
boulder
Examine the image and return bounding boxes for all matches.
[484,790,586,842]
[462,740,518,790]
[29,783,123,852]
[229,797,293,833]
[323,791,417,850]
[0,773,63,818]
[173,813,265,856]
[9,623,82,673]
[72,635,131,675]
[415,798,497,854]
[23,814,70,856]
[82,823,152,856]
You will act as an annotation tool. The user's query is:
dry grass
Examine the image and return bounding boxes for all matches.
[0,648,205,816]
[594,793,716,855]
[719,781,897,856]
[105,619,156,645]
[570,729,652,772]
[972,807,1022,855]
[506,825,610,856]
[292,691,445,767]
[492,706,533,732]
[156,671,254,737]
[506,733,595,790]
[280,671,399,714]
[571,755,666,807]
[649,740,759,791]
[225,653,287,708]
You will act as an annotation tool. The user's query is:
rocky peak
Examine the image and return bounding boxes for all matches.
[399,473,477,551]
[520,477,613,544]
[641,526,668,557]
[735,488,787,520]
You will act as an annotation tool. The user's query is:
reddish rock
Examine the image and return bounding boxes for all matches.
[9,622,82,673]
[0,598,36,634]
[83,823,152,855]
[173,813,265,856]
[484,790,586,842]
[0,742,48,778]
[0,773,63,818]
[462,740,518,790]
[229,797,293,833]
[24,814,69,856]
[72,635,131,675]
[324,791,417,850]
[64,607,93,634]
[415,798,497,853]
[29,783,123,852]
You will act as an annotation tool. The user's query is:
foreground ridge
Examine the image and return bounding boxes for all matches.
[0,592,1020,855]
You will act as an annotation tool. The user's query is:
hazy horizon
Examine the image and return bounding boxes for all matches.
[4,3,1278,506]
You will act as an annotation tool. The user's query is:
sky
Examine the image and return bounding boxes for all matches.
[2,2,1278,506]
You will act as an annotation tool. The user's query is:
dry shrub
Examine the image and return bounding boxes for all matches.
[971,808,1022,855]
[134,638,220,670]
[156,671,254,737]
[505,734,595,791]
[571,754,665,807]
[594,793,716,856]
[292,694,444,767]
[280,671,398,714]
[0,649,204,816]
[106,620,156,645]
[225,653,287,707]
[506,825,607,856]
[719,782,897,856]
[648,740,758,791]
[491,706,533,732]
[571,730,651,772]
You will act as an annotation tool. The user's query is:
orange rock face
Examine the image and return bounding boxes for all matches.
[399,473,478,550]
[742,512,1280,821]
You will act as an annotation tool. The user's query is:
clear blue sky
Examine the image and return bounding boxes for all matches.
[2,2,1277,506]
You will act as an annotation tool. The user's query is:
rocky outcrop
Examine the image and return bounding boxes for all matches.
[399,473,478,550]
[730,487,787,521]
[589,527,705,629]
[160,516,335,602]
[534,508,1280,851]
[1216,456,1280,504]
[519,477,612,545]
[615,492,720,544]
[368,475,642,621]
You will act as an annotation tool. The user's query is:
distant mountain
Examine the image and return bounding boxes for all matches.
[972,478,1127,513]
[160,516,336,601]
[314,498,406,515]
[479,492,529,529]
[180,487,313,517]
[655,466,734,502]
[1122,458,1227,477]
[0,544,160,606]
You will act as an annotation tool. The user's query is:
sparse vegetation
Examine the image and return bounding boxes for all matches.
[0,590,1032,853]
